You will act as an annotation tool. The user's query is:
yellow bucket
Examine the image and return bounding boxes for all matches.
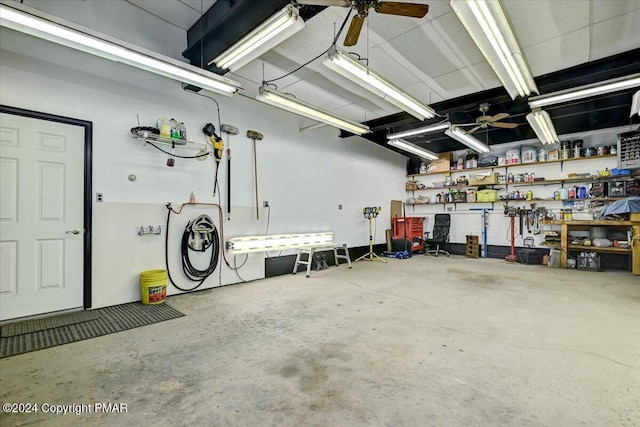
[139,270,167,305]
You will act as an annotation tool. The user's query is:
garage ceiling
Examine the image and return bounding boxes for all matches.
[131,0,640,154]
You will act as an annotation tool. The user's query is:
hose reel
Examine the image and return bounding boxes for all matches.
[165,208,220,292]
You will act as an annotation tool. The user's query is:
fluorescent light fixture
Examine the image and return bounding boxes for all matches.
[323,47,436,120]
[529,74,640,109]
[387,122,451,140]
[256,86,370,135]
[211,5,305,72]
[444,125,491,153]
[227,232,333,254]
[0,2,242,96]
[450,0,538,99]
[631,90,640,118]
[388,139,439,160]
[526,109,559,145]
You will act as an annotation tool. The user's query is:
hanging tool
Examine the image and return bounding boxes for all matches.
[220,124,239,221]
[518,208,524,236]
[247,130,263,220]
[203,123,224,196]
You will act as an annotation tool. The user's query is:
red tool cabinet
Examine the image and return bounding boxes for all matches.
[392,217,426,253]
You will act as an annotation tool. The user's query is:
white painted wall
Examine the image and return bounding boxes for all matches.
[0,13,406,308]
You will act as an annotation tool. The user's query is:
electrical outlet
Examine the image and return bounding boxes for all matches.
[338,204,343,210]
[263,201,269,207]
[96,193,103,202]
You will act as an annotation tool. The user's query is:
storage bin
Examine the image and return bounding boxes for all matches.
[477,189,498,202]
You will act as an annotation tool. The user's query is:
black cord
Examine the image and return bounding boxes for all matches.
[187,90,222,138]
[233,255,248,282]
[146,141,209,159]
[264,205,282,258]
[165,209,220,292]
[265,204,271,235]
[263,9,352,85]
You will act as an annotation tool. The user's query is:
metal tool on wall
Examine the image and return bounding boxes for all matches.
[247,130,263,220]
[220,124,239,221]
[203,123,224,196]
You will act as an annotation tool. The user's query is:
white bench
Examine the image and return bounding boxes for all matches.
[293,233,352,277]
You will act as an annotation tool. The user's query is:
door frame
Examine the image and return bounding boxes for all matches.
[1,104,93,310]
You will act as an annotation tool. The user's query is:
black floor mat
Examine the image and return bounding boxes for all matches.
[1,310,103,337]
[0,302,185,358]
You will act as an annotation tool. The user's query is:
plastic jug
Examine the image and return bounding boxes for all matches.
[578,186,588,199]
[158,117,171,139]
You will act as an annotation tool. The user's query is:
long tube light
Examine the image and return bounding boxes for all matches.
[256,86,370,135]
[450,0,538,99]
[631,90,640,118]
[0,2,242,96]
[211,5,305,72]
[528,73,640,109]
[387,122,451,140]
[388,139,439,160]
[227,232,334,254]
[323,47,436,120]
[444,125,491,153]
[526,109,559,145]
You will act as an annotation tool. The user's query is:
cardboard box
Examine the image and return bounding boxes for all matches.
[406,181,418,191]
[469,172,499,186]
[438,152,452,162]
[429,159,450,173]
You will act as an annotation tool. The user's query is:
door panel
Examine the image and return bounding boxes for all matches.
[0,113,85,320]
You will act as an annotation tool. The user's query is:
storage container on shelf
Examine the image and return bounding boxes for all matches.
[477,189,498,202]
[522,147,537,163]
[537,147,548,162]
[506,149,520,164]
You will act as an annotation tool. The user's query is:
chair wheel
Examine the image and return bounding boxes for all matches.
[435,254,438,257]
[446,254,450,257]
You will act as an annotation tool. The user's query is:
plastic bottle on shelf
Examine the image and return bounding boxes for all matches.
[159,117,171,139]
[179,122,187,140]
[169,118,179,139]
[189,191,196,204]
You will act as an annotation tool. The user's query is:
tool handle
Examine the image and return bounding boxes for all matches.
[227,149,231,220]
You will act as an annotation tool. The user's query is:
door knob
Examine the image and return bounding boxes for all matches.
[66,229,81,235]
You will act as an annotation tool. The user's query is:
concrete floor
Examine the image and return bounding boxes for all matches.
[1,256,639,426]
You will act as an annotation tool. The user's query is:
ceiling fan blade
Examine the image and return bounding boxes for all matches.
[296,0,349,6]
[467,125,482,134]
[375,2,429,18]
[487,112,509,123]
[490,122,518,129]
[343,16,365,47]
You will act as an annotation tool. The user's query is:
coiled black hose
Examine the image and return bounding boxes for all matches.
[165,209,219,292]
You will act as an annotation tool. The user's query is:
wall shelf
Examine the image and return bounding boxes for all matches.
[132,134,209,152]
[406,154,617,178]
[567,245,631,254]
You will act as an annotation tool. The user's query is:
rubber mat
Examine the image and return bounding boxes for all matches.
[0,302,185,358]
[1,310,102,338]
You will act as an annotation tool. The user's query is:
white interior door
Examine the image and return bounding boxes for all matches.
[0,112,85,321]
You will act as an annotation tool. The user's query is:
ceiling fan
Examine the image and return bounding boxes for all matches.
[463,103,518,135]
[296,0,429,46]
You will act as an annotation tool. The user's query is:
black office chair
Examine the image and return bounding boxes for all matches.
[425,214,450,257]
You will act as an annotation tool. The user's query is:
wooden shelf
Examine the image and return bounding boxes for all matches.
[511,175,637,187]
[406,154,617,177]
[408,184,497,191]
[567,245,631,254]
[546,220,638,226]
